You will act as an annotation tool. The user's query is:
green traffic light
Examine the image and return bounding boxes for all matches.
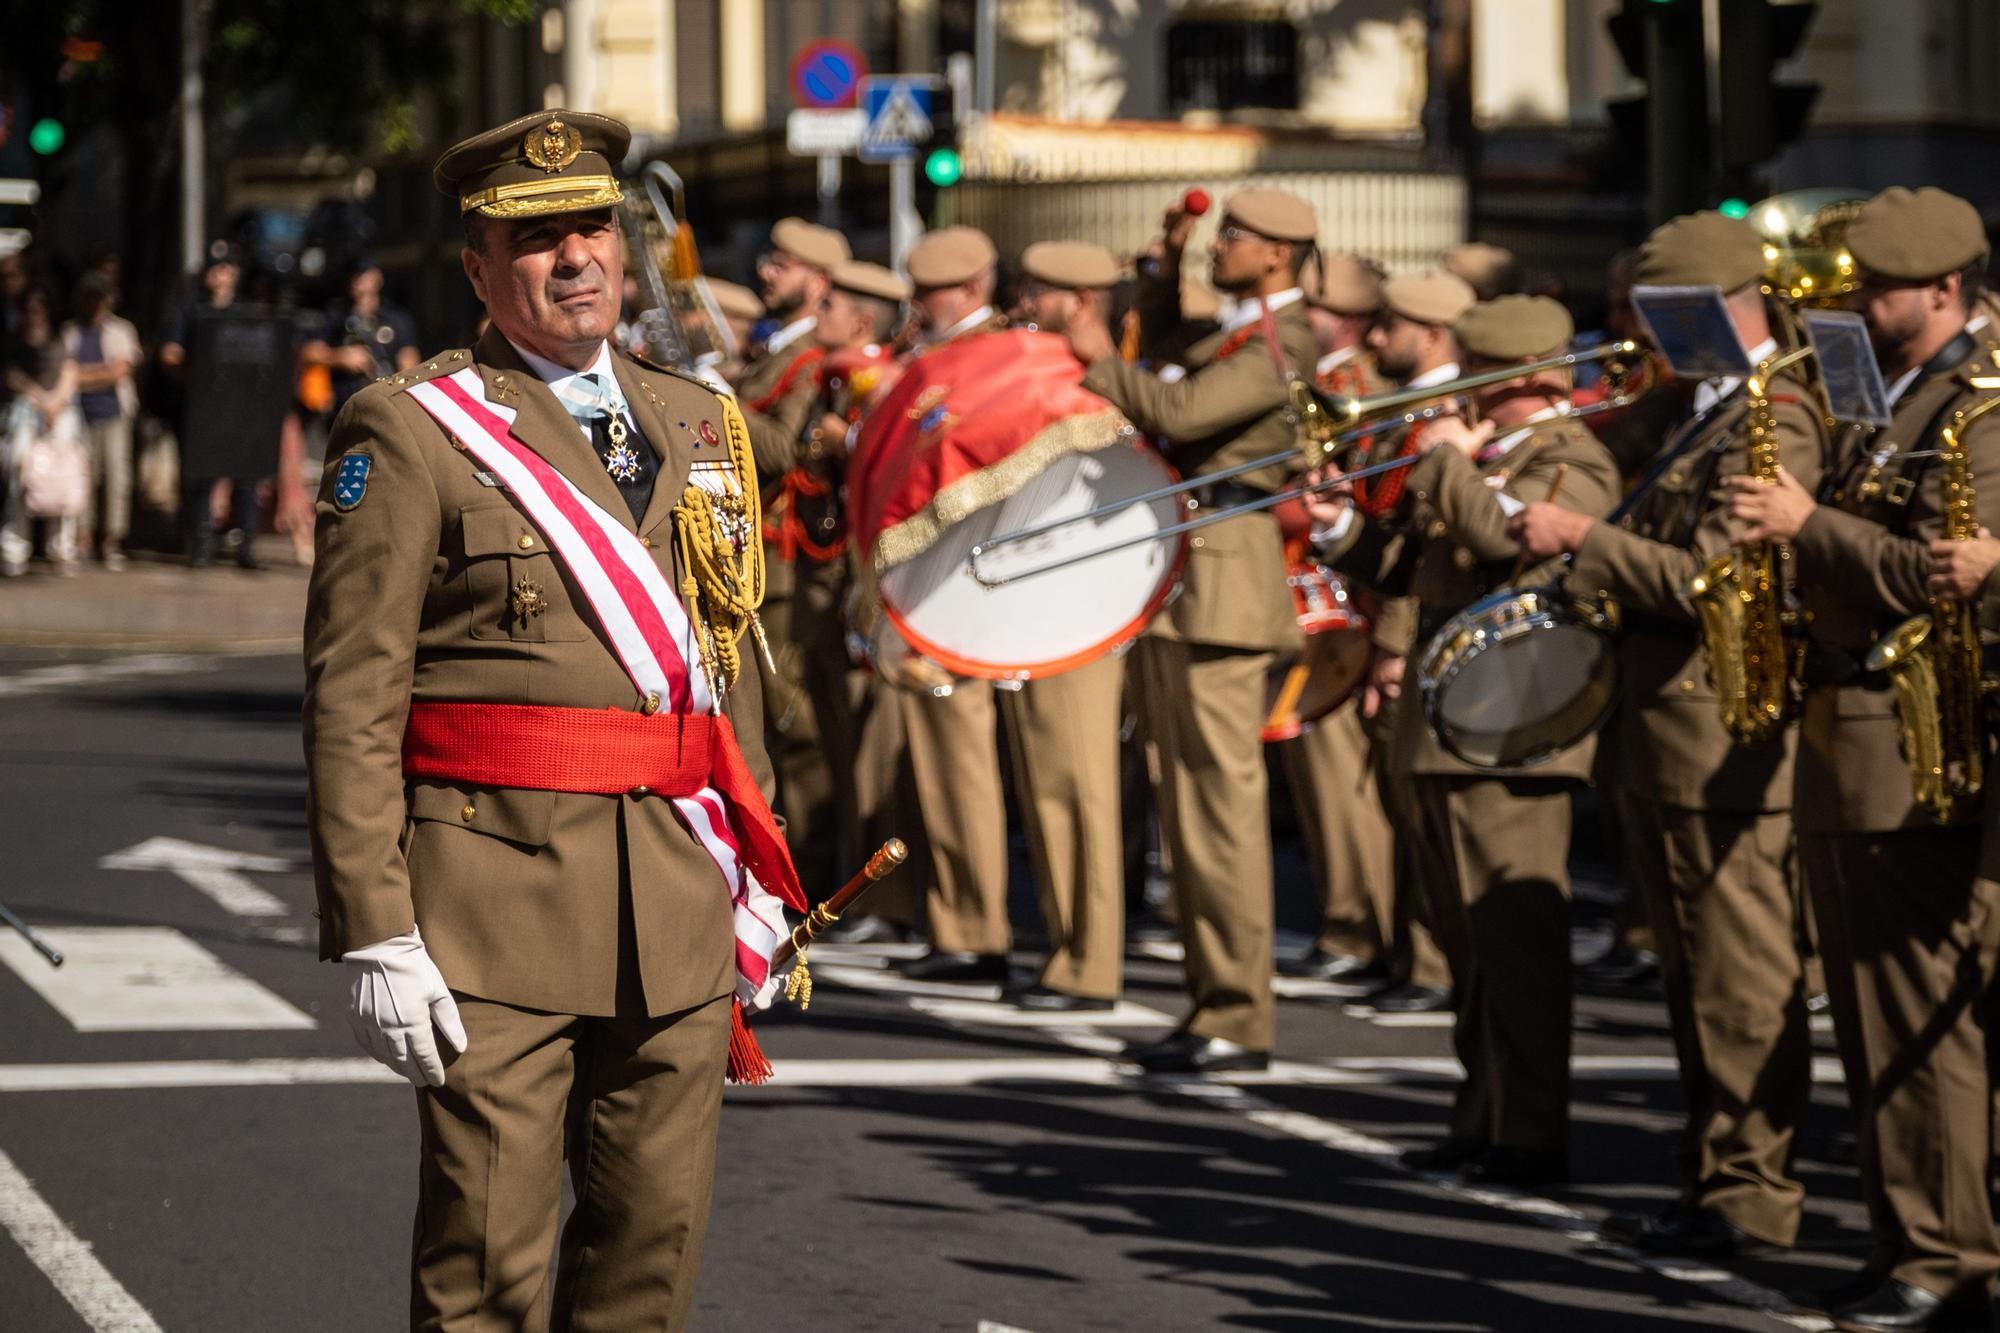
[923,148,962,188]
[1717,197,1750,219]
[27,118,64,155]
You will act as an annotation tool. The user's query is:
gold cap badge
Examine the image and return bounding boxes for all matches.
[524,119,583,173]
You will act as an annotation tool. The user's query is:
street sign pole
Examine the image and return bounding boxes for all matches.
[817,152,841,227]
[890,156,921,277]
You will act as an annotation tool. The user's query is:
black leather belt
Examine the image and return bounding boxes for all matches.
[1189,480,1271,511]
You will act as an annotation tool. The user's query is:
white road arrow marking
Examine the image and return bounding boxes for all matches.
[99,837,290,917]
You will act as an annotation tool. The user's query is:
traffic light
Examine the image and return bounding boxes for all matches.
[923,147,961,188]
[26,118,63,155]
[1715,2,1819,171]
[1605,0,1708,222]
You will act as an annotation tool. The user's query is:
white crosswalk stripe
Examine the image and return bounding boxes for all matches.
[0,928,314,1032]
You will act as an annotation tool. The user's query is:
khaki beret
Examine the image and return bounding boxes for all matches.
[1441,242,1522,300]
[1454,294,1574,362]
[905,226,998,288]
[705,278,763,323]
[769,217,850,270]
[1181,279,1222,323]
[1020,240,1122,291]
[1223,188,1317,243]
[1848,186,1989,281]
[1634,212,1766,291]
[434,110,629,218]
[1312,253,1384,316]
[830,259,910,304]
[1381,269,1476,328]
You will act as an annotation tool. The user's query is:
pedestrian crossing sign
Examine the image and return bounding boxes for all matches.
[859,76,935,163]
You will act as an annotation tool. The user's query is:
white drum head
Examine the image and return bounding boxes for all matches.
[878,439,1184,678]
[1436,622,1614,768]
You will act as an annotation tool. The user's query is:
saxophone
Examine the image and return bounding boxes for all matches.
[1864,393,1999,823]
[1685,346,1812,743]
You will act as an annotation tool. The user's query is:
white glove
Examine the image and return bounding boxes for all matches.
[736,959,795,1014]
[343,926,467,1088]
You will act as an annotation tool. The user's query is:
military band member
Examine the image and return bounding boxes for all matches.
[1279,252,1398,984]
[1441,240,1523,302]
[1311,295,1620,1182]
[891,227,1018,983]
[1063,189,1318,1073]
[305,111,797,1329]
[1345,268,1477,1013]
[1510,211,1825,1255]
[1725,186,2000,1331]
[702,277,763,384]
[1000,240,1135,1010]
[742,216,852,896]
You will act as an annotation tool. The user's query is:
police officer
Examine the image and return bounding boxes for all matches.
[1312,295,1620,1182]
[1726,186,2000,1330]
[305,111,794,1329]
[1511,211,1826,1255]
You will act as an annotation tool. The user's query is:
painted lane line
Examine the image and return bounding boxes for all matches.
[0,653,211,699]
[809,962,1002,1001]
[908,996,1175,1028]
[0,928,315,1032]
[99,836,290,917]
[0,1146,164,1332]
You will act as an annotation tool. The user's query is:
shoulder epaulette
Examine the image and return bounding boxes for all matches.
[385,349,471,394]
[624,347,721,393]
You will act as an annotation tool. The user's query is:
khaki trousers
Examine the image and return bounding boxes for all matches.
[1138,637,1276,1049]
[1281,698,1395,961]
[412,993,728,1332]
[848,674,922,926]
[787,557,861,889]
[901,680,1011,956]
[758,590,839,898]
[1001,653,1127,1000]
[1413,775,1574,1151]
[1618,793,1811,1244]
[1803,828,2000,1304]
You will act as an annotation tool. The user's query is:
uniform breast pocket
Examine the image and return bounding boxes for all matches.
[457,504,591,643]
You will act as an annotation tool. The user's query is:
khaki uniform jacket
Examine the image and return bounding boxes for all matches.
[1083,286,1315,652]
[303,328,776,1019]
[1568,370,1828,811]
[1790,339,2000,834]
[1325,414,1621,780]
[737,332,826,604]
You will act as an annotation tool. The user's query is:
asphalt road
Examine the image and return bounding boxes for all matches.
[0,646,1878,1331]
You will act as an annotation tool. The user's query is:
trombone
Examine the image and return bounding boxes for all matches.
[624,160,739,370]
[968,340,1643,588]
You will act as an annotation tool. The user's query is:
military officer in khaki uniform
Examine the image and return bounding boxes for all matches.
[1062,189,1318,1072]
[889,227,1019,983]
[998,239,1137,1010]
[1510,211,1826,1255]
[1279,252,1398,984]
[1442,241,1523,302]
[1345,269,1477,1013]
[1312,295,1620,1183]
[741,217,850,896]
[305,111,787,1330]
[1726,187,2000,1331]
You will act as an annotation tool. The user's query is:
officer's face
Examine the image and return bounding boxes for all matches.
[1851,273,1952,360]
[758,250,814,316]
[463,208,621,365]
[818,288,862,346]
[1370,313,1425,380]
[1016,281,1082,334]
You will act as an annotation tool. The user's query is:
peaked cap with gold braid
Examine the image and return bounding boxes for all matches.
[434,109,630,219]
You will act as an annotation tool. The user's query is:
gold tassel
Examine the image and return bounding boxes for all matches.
[784,951,813,1010]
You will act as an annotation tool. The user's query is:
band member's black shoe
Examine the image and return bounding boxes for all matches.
[1578,944,1660,989]
[1006,984,1115,1013]
[1458,1146,1568,1187]
[1600,1203,1748,1256]
[1825,1279,1978,1331]
[1360,982,1452,1014]
[1279,948,1382,982]
[1399,1138,1488,1172]
[893,950,1010,983]
[1126,1030,1269,1075]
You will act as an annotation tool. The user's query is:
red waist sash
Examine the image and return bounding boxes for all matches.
[401,701,802,910]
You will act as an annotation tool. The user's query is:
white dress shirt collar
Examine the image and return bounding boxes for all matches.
[927,304,995,346]
[763,315,817,357]
[1406,360,1461,391]
[1218,287,1305,335]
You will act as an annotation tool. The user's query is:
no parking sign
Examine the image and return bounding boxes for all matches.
[790,39,867,109]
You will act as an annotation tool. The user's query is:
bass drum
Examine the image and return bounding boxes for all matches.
[1417,585,1618,769]
[874,436,1187,679]
[1261,562,1371,742]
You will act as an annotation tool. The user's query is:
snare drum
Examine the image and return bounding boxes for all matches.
[1417,585,1618,769]
[1261,560,1371,742]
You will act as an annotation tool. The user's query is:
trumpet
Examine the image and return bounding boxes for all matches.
[968,340,1643,588]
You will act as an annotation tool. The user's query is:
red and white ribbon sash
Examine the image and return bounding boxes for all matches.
[406,368,797,992]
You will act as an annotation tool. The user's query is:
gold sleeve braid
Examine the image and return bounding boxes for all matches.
[672,394,771,699]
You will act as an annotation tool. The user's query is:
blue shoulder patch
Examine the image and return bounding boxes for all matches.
[332,453,372,511]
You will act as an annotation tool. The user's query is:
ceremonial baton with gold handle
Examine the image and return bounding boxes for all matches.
[770,838,909,1010]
